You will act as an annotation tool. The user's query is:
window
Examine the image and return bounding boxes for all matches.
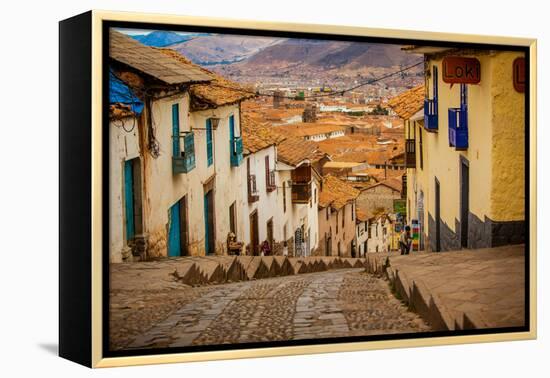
[336,212,339,234]
[229,201,236,235]
[206,118,213,166]
[351,203,355,221]
[326,207,329,221]
[172,104,180,157]
[282,181,287,213]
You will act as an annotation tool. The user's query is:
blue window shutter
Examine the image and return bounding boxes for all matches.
[172,104,180,157]
[206,118,213,166]
[229,115,235,155]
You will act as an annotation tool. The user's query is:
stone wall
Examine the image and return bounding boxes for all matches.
[428,212,525,252]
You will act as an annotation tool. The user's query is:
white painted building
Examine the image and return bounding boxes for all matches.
[366,214,393,253]
[109,30,254,262]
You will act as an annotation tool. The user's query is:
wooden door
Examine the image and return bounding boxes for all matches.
[250,210,259,256]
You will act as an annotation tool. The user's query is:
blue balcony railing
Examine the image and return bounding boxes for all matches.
[424,99,438,131]
[230,136,243,167]
[448,108,468,150]
[172,132,196,174]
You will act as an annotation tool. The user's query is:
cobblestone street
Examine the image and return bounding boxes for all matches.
[111,268,430,350]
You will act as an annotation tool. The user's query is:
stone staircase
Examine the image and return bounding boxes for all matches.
[111,255,379,288]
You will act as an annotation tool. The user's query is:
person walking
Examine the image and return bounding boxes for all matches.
[399,225,412,255]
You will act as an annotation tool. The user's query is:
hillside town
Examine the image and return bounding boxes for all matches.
[109,30,411,263]
[108,29,526,350]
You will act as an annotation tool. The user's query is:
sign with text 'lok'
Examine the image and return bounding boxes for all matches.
[513,57,525,93]
[442,57,481,84]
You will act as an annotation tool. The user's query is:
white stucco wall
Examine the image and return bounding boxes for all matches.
[109,115,141,263]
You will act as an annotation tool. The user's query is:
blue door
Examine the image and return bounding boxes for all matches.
[204,190,214,255]
[124,160,135,241]
[168,201,181,257]
[206,118,213,166]
[172,104,180,157]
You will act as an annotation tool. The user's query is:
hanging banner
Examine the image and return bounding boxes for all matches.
[513,57,525,93]
[442,57,481,84]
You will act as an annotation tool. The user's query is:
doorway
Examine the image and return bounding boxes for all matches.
[460,158,470,248]
[204,190,215,255]
[167,196,189,257]
[434,177,441,252]
[250,210,259,255]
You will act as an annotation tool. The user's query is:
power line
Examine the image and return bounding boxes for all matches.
[208,60,424,100]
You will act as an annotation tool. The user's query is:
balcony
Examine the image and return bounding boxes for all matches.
[248,174,259,203]
[448,107,468,150]
[424,99,438,132]
[266,170,276,192]
[230,136,243,167]
[291,181,312,204]
[172,132,196,174]
[405,139,416,168]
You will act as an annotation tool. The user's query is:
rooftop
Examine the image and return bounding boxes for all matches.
[319,175,360,210]
[159,49,256,109]
[241,114,286,154]
[109,30,211,85]
[274,123,346,137]
[276,136,326,167]
[387,85,425,120]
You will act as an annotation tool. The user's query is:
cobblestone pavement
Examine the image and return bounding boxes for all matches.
[113,269,431,350]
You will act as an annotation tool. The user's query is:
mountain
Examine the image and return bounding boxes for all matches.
[131,31,204,47]
[242,39,419,70]
[168,35,282,65]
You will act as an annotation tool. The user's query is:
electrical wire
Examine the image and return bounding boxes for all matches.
[207,60,424,100]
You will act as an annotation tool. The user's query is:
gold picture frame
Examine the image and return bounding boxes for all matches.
[59,9,537,368]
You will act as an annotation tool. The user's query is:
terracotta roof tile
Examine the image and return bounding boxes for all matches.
[109,30,211,85]
[241,114,286,154]
[159,49,256,108]
[319,175,360,210]
[274,123,346,137]
[276,136,325,167]
[387,85,425,120]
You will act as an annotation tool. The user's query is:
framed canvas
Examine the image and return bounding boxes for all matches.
[59,10,537,368]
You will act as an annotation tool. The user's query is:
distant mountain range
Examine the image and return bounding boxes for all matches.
[131,31,420,73]
[169,35,282,65]
[130,31,207,47]
[241,39,419,70]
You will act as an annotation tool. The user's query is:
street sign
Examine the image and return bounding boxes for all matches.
[442,57,481,84]
[513,57,525,93]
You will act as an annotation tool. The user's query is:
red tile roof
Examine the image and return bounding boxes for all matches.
[387,85,425,120]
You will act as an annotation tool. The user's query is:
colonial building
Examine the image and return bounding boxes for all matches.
[317,175,360,257]
[241,115,286,255]
[355,208,370,257]
[275,136,327,256]
[355,178,402,218]
[366,214,394,253]
[390,47,526,251]
[109,31,254,262]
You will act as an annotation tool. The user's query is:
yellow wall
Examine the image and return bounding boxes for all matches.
[406,51,525,249]
[490,52,525,221]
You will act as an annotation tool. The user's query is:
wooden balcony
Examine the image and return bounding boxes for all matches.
[424,99,438,132]
[172,132,196,174]
[291,181,312,204]
[448,107,468,150]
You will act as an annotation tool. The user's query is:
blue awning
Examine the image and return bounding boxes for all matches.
[109,71,144,115]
